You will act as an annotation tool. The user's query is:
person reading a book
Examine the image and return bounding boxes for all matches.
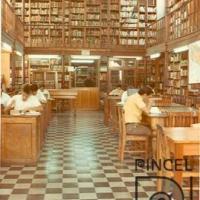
[31,83,47,103]
[123,86,154,136]
[39,84,51,100]
[121,85,139,104]
[109,84,124,96]
[5,84,43,113]
[1,88,11,114]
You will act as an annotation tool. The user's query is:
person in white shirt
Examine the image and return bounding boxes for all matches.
[39,84,51,99]
[121,86,139,104]
[1,91,11,107]
[109,84,124,96]
[5,84,43,113]
[31,84,47,103]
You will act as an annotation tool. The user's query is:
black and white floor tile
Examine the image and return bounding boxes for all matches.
[0,112,198,200]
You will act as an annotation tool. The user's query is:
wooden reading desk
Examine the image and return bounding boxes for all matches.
[1,115,42,165]
[1,102,52,165]
[163,127,200,186]
[49,89,78,116]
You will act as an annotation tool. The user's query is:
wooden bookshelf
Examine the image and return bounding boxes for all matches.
[30,56,63,89]
[99,57,108,93]
[74,65,98,87]
[13,54,23,90]
[146,55,165,94]
[166,52,188,96]
[167,0,200,42]
[2,0,25,91]
[11,0,157,49]
[108,58,146,92]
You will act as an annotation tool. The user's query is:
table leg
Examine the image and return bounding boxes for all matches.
[174,144,184,186]
[74,99,77,117]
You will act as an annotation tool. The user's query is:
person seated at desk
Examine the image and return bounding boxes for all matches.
[31,83,47,103]
[5,84,43,113]
[1,90,11,113]
[1,90,11,107]
[121,85,139,104]
[109,84,124,96]
[123,86,154,136]
[39,84,51,100]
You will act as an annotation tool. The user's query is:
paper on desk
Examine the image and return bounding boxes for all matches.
[150,107,162,114]
[25,111,41,116]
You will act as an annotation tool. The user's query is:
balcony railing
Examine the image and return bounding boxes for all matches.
[147,17,166,47]
[168,0,200,41]
[15,17,24,44]
[2,0,24,44]
[147,0,200,48]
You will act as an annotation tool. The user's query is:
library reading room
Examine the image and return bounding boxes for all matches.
[1,0,200,199]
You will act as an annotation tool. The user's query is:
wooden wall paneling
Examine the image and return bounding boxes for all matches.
[1,52,11,88]
[75,87,100,110]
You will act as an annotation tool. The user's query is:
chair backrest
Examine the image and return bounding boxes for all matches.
[156,125,170,162]
[117,106,123,135]
[117,106,126,138]
[165,112,195,127]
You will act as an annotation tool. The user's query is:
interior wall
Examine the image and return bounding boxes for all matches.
[156,0,166,19]
[1,52,11,88]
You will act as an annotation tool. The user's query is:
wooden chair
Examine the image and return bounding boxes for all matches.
[156,125,173,191]
[110,100,119,133]
[165,112,197,127]
[118,106,149,161]
[156,125,200,193]
[191,107,200,127]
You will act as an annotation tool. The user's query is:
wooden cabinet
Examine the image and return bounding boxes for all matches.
[108,58,146,91]
[1,115,41,165]
[1,101,52,165]
[75,87,100,110]
[31,71,59,89]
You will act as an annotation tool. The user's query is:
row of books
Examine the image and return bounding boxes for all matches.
[120,38,145,45]
[121,0,137,6]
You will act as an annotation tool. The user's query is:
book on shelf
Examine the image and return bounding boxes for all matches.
[13,0,157,48]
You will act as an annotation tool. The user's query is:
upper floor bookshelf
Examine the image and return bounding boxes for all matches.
[10,0,157,49]
[147,0,200,47]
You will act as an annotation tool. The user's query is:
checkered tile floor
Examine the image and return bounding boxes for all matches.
[0,112,198,200]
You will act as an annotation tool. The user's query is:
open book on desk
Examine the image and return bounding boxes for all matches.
[150,107,162,114]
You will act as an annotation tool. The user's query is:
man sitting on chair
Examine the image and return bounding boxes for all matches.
[123,86,154,136]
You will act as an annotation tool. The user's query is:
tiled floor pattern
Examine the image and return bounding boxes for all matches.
[0,112,198,200]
